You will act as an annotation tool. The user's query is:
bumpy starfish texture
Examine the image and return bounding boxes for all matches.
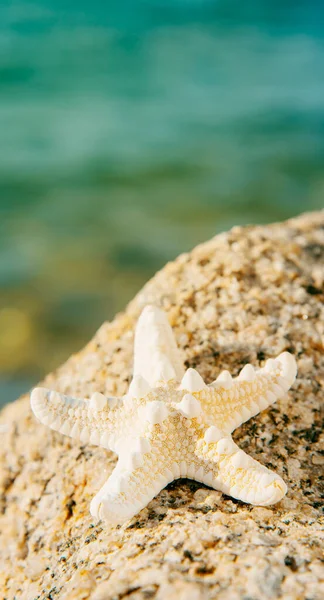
[31,305,297,525]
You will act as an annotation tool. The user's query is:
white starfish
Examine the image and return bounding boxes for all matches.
[31,305,297,525]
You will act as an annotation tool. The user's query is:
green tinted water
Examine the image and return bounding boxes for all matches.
[0,1,323,404]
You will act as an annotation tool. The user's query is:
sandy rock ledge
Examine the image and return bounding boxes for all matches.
[0,211,323,600]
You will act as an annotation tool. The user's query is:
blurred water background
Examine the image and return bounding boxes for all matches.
[0,1,323,406]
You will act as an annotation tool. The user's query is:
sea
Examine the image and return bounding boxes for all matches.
[0,1,323,405]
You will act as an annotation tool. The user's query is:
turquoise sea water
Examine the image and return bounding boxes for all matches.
[0,1,323,405]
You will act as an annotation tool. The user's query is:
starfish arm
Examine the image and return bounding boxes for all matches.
[195,435,287,506]
[133,305,185,387]
[201,352,297,433]
[90,436,174,524]
[30,387,122,448]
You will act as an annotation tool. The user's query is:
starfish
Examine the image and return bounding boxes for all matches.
[31,305,297,525]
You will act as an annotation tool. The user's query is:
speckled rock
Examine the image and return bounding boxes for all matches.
[0,211,323,600]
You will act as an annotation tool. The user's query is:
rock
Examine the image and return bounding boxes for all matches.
[0,211,323,600]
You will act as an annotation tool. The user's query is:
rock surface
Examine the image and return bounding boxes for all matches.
[0,211,323,600]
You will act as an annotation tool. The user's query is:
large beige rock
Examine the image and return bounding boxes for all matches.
[0,211,323,600]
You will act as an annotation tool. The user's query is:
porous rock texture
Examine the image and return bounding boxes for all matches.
[0,211,323,600]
